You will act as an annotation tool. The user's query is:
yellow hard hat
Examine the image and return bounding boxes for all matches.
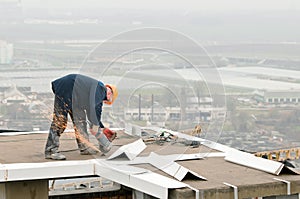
[104,84,118,105]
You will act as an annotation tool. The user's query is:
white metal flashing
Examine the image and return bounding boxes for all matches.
[223,182,238,199]
[273,178,291,195]
[108,138,146,160]
[148,152,207,181]
[225,149,284,175]
[125,123,133,135]
[106,152,226,165]
[131,172,187,199]
[162,152,225,161]
[0,159,189,199]
[94,160,188,199]
[0,164,7,182]
[187,185,200,199]
[124,123,141,136]
[0,160,95,182]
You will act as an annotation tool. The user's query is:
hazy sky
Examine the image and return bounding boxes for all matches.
[17,0,300,11]
[1,0,300,43]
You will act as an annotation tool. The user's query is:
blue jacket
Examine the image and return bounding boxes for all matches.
[51,74,107,128]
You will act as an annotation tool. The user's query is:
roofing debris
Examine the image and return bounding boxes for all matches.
[142,130,178,145]
[141,126,201,148]
[142,126,234,153]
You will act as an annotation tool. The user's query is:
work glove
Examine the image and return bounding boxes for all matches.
[103,128,117,142]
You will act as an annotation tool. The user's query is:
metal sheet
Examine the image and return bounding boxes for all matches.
[165,152,226,160]
[108,138,146,160]
[106,152,225,165]
[105,156,149,165]
[124,123,133,135]
[0,164,7,181]
[0,159,189,199]
[96,160,149,175]
[148,153,207,181]
[223,182,238,199]
[131,172,188,199]
[225,149,284,175]
[94,160,188,199]
[124,123,141,136]
[0,160,95,182]
[273,178,291,195]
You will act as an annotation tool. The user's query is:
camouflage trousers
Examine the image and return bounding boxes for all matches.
[45,95,90,155]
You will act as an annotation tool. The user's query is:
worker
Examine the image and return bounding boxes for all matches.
[44,74,118,160]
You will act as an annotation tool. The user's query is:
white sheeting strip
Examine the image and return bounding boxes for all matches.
[147,152,207,181]
[225,150,284,175]
[0,159,189,199]
[106,152,225,165]
[94,160,189,199]
[108,138,146,160]
[223,182,238,199]
[273,178,291,195]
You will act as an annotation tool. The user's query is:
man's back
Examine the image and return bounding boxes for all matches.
[51,74,106,110]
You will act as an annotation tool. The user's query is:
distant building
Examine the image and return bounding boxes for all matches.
[124,95,226,123]
[0,40,14,64]
[254,90,300,104]
[124,106,169,121]
[124,106,225,123]
[1,85,29,104]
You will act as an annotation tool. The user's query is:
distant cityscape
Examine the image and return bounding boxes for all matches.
[1,40,300,152]
[1,0,300,153]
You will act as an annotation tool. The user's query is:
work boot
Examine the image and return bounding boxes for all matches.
[45,152,66,160]
[80,147,98,155]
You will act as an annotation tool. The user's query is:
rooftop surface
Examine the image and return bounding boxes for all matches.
[1,130,300,198]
